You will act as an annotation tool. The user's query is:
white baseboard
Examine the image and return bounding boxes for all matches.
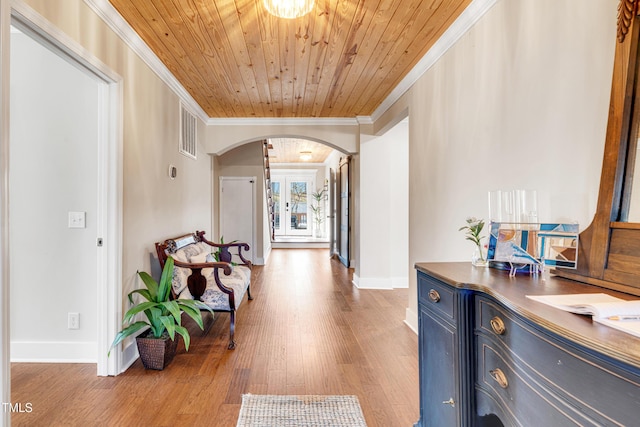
[271,241,330,249]
[11,340,97,363]
[391,276,409,288]
[355,276,392,289]
[353,275,409,290]
[260,246,271,265]
[404,307,418,335]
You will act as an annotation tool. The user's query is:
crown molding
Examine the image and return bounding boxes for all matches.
[82,0,208,123]
[371,0,498,122]
[356,116,374,125]
[207,117,359,126]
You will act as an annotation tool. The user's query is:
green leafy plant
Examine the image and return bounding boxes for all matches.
[459,217,486,262]
[310,188,326,231]
[108,257,211,355]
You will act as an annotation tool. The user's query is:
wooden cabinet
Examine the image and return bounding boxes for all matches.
[416,273,474,427]
[415,263,640,427]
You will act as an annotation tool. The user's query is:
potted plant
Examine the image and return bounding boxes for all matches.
[310,188,326,238]
[109,257,212,370]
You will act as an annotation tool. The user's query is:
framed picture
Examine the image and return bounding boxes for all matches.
[487,222,579,275]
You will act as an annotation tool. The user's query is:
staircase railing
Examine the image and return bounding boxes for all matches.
[263,140,275,241]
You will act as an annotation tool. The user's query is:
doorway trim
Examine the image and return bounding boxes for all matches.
[8,2,123,376]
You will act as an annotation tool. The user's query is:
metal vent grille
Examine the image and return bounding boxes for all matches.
[180,105,197,159]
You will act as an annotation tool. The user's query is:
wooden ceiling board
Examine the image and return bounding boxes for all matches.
[268,138,335,163]
[108,0,470,118]
[323,0,402,116]
[348,0,472,116]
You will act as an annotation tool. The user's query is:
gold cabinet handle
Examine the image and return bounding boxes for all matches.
[442,398,455,407]
[489,368,509,389]
[428,289,441,303]
[490,316,506,335]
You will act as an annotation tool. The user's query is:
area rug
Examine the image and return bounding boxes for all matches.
[236,394,368,427]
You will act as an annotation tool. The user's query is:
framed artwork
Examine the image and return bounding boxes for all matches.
[487,222,579,275]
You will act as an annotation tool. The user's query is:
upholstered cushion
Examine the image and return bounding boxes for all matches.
[201,265,251,311]
[169,250,190,295]
[180,242,206,261]
[170,241,250,311]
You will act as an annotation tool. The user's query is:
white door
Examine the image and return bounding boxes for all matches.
[272,174,314,237]
[10,26,106,371]
[220,177,255,263]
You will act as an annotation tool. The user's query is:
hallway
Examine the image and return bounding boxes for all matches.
[11,249,419,426]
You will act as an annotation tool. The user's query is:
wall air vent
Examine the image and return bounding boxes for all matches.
[180,104,197,159]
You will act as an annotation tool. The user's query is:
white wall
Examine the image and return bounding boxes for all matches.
[357,119,409,289]
[13,0,214,369]
[10,31,99,361]
[376,0,617,330]
[0,0,9,421]
[389,121,409,286]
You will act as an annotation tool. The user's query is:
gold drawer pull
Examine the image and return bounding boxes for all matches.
[442,398,455,407]
[489,368,509,389]
[428,289,441,303]
[490,317,506,335]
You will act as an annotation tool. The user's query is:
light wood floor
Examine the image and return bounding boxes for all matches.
[11,249,419,426]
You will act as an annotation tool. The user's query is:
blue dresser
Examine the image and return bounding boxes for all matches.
[415,262,640,427]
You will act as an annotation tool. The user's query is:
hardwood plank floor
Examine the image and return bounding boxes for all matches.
[11,249,419,426]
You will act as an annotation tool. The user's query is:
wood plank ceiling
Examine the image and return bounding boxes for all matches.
[267,138,335,163]
[108,0,472,118]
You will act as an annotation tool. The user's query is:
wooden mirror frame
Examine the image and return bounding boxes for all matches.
[555,0,640,295]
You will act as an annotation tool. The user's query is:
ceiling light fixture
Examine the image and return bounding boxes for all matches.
[300,151,312,161]
[263,0,314,19]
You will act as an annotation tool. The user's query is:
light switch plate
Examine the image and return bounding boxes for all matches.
[68,211,86,228]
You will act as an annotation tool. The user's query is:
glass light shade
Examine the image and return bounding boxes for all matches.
[299,151,312,161]
[263,0,314,19]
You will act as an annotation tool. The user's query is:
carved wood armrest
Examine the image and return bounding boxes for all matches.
[196,230,252,268]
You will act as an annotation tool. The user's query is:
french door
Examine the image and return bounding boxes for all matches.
[271,172,315,237]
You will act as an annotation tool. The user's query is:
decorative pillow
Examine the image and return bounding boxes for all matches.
[190,251,213,278]
[173,248,189,263]
[180,243,202,260]
[169,250,189,295]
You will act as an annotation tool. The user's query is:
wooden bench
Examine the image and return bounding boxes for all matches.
[155,231,253,349]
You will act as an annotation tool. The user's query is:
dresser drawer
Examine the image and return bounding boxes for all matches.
[417,272,455,321]
[476,296,640,426]
[476,337,596,426]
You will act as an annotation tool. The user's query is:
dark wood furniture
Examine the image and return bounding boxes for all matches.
[155,231,252,349]
[415,262,640,427]
[556,0,640,295]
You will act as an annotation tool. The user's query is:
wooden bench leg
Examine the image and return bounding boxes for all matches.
[228,309,236,350]
[247,284,253,300]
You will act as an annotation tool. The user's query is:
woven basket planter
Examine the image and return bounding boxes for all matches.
[136,332,178,370]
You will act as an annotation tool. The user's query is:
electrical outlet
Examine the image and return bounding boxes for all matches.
[68,211,86,229]
[68,312,80,330]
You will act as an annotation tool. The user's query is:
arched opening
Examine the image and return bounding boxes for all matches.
[213,136,351,266]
